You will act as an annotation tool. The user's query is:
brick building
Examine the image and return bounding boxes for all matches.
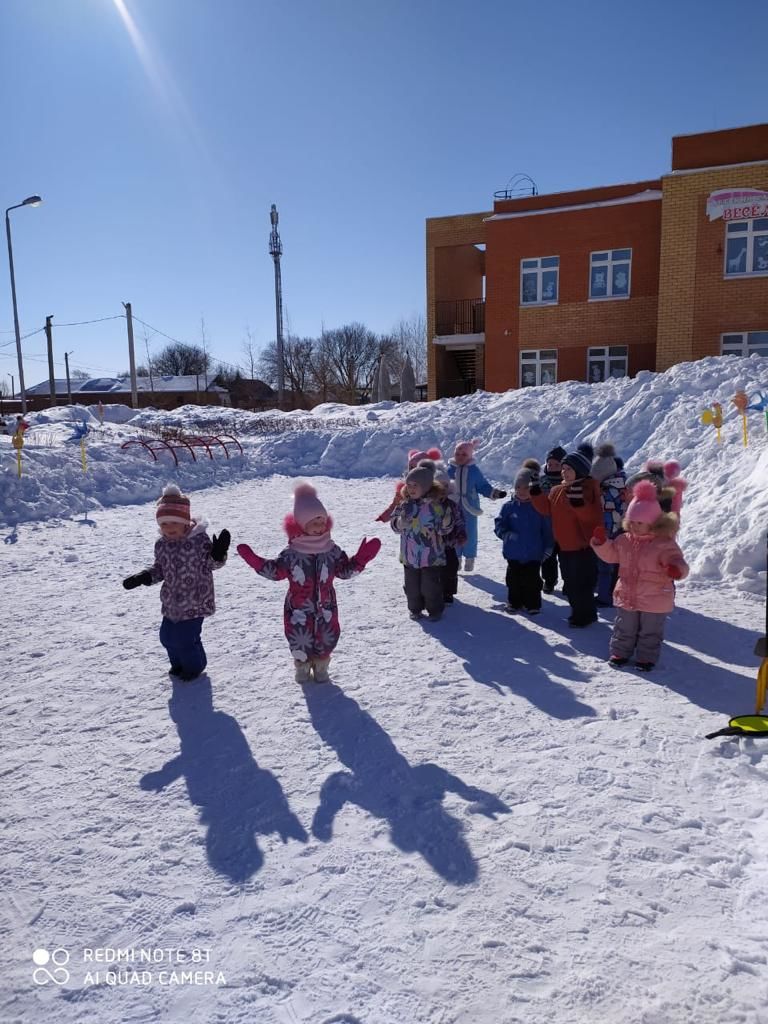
[427,123,768,399]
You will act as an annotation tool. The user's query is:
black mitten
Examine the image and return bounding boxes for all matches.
[491,488,507,499]
[210,529,231,562]
[123,570,153,590]
[529,483,542,497]
[566,481,584,507]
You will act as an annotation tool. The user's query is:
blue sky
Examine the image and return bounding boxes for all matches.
[1,0,766,386]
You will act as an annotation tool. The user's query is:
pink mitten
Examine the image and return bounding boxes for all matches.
[354,536,382,568]
[666,564,684,580]
[237,543,265,572]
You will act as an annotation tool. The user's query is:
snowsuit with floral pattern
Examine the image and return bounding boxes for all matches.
[250,546,364,662]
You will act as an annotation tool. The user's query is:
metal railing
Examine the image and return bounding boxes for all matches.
[435,299,485,336]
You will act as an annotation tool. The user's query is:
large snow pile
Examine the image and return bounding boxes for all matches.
[2,355,767,592]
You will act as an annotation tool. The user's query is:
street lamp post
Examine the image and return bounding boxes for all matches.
[5,195,42,415]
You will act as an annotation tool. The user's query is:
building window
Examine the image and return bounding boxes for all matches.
[589,249,631,299]
[587,346,628,383]
[721,331,768,357]
[520,256,559,305]
[520,349,557,387]
[724,219,768,276]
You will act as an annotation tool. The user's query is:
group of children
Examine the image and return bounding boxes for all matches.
[122,438,689,684]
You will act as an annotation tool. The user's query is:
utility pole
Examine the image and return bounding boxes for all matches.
[269,204,285,409]
[64,352,73,404]
[122,301,139,409]
[45,315,55,407]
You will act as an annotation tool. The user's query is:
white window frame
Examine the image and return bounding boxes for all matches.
[586,345,628,383]
[724,219,768,278]
[589,248,632,300]
[520,349,558,387]
[720,331,768,357]
[520,256,559,306]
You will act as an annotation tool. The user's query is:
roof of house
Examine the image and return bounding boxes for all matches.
[26,375,229,396]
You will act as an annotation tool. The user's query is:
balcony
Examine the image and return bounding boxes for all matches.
[435,298,485,336]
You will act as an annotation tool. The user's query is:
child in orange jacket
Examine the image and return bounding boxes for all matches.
[529,443,602,627]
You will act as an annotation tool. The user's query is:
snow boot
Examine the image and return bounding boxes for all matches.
[463,557,475,572]
[294,659,312,684]
[312,658,331,683]
[409,611,424,621]
[608,656,629,669]
[635,661,655,673]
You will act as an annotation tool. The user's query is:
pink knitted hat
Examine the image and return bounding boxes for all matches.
[156,483,191,525]
[408,447,442,469]
[626,480,662,524]
[454,439,479,461]
[293,482,328,528]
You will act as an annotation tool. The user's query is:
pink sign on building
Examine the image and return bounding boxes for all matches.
[706,189,768,221]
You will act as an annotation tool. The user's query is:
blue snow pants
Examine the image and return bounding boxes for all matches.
[457,513,479,559]
[159,616,207,677]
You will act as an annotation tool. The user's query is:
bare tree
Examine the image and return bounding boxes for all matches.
[152,342,210,376]
[390,314,427,385]
[70,369,90,380]
[241,326,258,379]
[258,336,315,407]
[316,322,379,403]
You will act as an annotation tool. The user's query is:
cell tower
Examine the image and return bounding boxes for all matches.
[269,204,285,407]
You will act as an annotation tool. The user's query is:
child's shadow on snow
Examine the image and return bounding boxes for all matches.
[140,678,307,883]
[441,584,596,720]
[669,604,762,668]
[305,685,509,886]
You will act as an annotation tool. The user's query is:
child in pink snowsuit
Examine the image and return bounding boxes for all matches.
[590,480,689,672]
[237,483,380,683]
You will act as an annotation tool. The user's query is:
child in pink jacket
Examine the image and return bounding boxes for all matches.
[590,480,688,672]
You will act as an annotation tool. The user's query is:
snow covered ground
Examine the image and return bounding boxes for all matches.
[2,356,768,1023]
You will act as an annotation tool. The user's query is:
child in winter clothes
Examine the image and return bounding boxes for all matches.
[122,483,230,682]
[494,468,554,614]
[390,459,455,621]
[432,456,468,604]
[540,445,567,592]
[624,459,687,518]
[591,480,689,671]
[376,447,442,524]
[237,484,380,684]
[530,443,602,627]
[447,440,507,571]
[590,442,627,606]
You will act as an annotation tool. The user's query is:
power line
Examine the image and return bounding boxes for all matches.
[130,313,247,376]
[53,315,125,327]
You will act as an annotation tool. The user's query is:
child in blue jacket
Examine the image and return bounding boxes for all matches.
[448,439,506,572]
[494,468,553,614]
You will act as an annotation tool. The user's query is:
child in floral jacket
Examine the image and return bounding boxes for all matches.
[237,483,380,683]
[122,483,230,682]
[591,480,689,671]
[390,459,455,622]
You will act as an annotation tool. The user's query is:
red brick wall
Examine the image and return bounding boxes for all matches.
[672,124,768,172]
[484,196,662,390]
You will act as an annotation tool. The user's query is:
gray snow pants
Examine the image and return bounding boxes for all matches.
[403,566,444,617]
[611,608,667,664]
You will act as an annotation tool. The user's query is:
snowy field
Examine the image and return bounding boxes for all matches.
[2,356,768,1023]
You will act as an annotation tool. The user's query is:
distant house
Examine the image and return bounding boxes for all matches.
[22,375,231,411]
[227,377,277,410]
